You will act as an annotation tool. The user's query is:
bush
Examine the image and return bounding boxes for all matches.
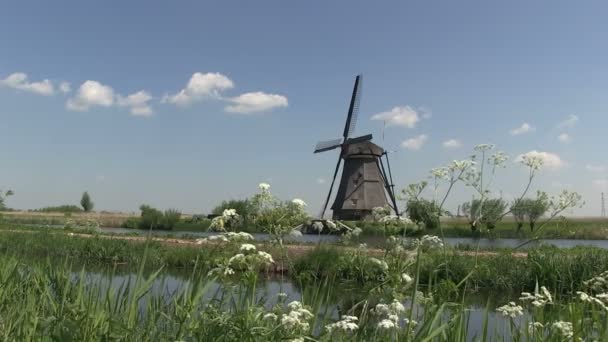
[34,205,84,213]
[212,199,254,222]
[462,198,507,230]
[405,198,440,230]
[131,205,182,230]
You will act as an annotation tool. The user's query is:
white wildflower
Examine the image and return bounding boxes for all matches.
[430,167,449,180]
[326,220,337,230]
[312,221,324,232]
[474,143,495,152]
[228,253,245,264]
[239,243,257,253]
[496,302,524,318]
[222,208,237,217]
[401,273,413,284]
[325,315,359,334]
[287,301,303,311]
[551,321,573,338]
[377,319,396,330]
[528,322,544,335]
[292,198,307,207]
[369,257,389,271]
[289,229,303,238]
[223,267,235,276]
[258,182,270,191]
[257,251,275,263]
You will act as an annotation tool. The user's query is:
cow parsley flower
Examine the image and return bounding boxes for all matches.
[325,315,359,334]
[258,182,270,191]
[474,143,495,152]
[263,313,278,321]
[377,319,396,330]
[528,322,544,335]
[257,251,275,264]
[239,243,257,253]
[401,273,413,284]
[369,257,389,271]
[496,302,524,318]
[551,321,573,338]
[312,221,324,232]
[292,198,307,207]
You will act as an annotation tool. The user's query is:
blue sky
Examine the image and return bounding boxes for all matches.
[0,1,606,216]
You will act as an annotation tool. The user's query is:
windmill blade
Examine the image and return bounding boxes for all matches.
[313,138,343,153]
[342,75,363,140]
[346,134,373,145]
[319,156,343,219]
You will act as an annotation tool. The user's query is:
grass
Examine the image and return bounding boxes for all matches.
[0,226,607,340]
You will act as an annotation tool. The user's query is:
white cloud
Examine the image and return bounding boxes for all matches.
[401,134,428,151]
[558,133,572,143]
[515,150,566,170]
[163,72,234,106]
[0,72,54,95]
[224,92,288,114]
[510,122,535,135]
[371,106,421,128]
[59,81,71,94]
[594,179,608,189]
[586,164,606,173]
[117,90,153,117]
[557,114,579,129]
[316,178,326,184]
[66,80,115,111]
[442,139,462,149]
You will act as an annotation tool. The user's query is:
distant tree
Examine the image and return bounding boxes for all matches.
[510,198,528,232]
[527,192,549,231]
[406,198,441,230]
[462,198,507,230]
[0,190,13,211]
[80,192,94,212]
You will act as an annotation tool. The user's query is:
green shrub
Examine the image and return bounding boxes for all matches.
[405,198,440,230]
[34,205,84,213]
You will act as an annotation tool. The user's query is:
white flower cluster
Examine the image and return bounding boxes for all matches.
[291,198,307,207]
[258,182,271,192]
[420,235,444,250]
[489,151,508,167]
[325,315,359,335]
[474,143,495,152]
[196,232,254,245]
[496,302,524,318]
[372,299,416,330]
[369,257,389,271]
[312,221,324,232]
[519,153,544,171]
[430,167,450,180]
[281,301,314,330]
[583,271,608,291]
[449,159,476,172]
[527,322,544,335]
[222,208,237,218]
[379,215,412,225]
[551,321,573,338]
[519,286,553,308]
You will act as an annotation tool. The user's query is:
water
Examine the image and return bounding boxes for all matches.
[16,223,608,248]
[73,266,523,340]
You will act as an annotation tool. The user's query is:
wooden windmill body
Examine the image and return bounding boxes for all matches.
[314,75,399,220]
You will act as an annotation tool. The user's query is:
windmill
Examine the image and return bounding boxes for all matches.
[314,75,399,220]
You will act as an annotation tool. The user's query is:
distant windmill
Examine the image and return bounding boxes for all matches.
[314,75,399,220]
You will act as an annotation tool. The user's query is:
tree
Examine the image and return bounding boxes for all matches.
[510,198,528,232]
[527,192,549,231]
[80,191,94,212]
[0,190,13,211]
[462,198,507,230]
[406,198,441,230]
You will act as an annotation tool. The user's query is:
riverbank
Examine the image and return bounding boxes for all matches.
[0,228,606,296]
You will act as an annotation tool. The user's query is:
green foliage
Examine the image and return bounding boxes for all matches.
[509,192,550,232]
[0,189,14,210]
[462,198,507,230]
[34,205,84,213]
[405,198,440,230]
[80,191,94,212]
[134,205,182,230]
[212,199,254,221]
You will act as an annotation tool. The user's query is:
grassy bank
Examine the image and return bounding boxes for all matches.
[2,228,607,298]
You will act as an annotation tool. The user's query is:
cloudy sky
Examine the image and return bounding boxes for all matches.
[0,1,606,216]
